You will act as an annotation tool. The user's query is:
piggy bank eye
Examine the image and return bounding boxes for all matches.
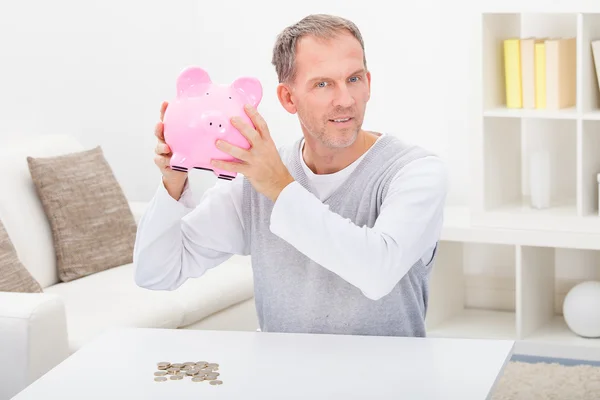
[206,92,209,95]
[229,96,232,99]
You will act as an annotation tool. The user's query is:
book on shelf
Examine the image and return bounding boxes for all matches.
[521,38,545,109]
[545,38,576,110]
[534,40,546,109]
[592,40,600,94]
[503,38,522,108]
[502,37,576,110]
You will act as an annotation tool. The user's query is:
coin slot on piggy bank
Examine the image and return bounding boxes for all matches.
[163,66,263,180]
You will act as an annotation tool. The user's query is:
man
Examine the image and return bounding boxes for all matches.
[133,14,447,337]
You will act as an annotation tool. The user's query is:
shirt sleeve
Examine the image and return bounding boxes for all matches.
[133,174,248,291]
[268,156,448,301]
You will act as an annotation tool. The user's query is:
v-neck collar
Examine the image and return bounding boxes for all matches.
[292,133,392,204]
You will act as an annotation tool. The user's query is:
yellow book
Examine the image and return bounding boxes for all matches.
[534,41,546,109]
[504,38,522,108]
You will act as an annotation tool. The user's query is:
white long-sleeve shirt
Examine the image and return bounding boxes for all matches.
[133,134,448,300]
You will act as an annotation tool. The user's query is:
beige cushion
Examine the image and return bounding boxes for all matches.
[0,219,42,293]
[0,134,85,288]
[27,146,137,282]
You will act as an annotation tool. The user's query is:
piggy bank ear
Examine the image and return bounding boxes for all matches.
[176,66,212,98]
[231,77,263,107]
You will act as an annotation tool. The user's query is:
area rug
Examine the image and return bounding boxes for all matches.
[491,361,600,399]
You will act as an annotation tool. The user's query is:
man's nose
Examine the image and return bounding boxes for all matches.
[333,85,355,108]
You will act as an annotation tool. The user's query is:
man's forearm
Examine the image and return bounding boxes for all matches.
[268,159,447,301]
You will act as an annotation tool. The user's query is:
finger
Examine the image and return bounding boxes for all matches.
[215,140,250,162]
[154,154,170,170]
[211,159,246,174]
[244,104,270,139]
[155,142,171,155]
[160,101,168,121]
[231,116,260,146]
[155,121,165,141]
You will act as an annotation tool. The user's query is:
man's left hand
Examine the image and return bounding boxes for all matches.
[212,104,295,202]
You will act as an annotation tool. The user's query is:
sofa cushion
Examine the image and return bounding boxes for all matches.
[0,135,85,288]
[43,257,254,352]
[43,263,185,353]
[27,146,137,283]
[0,219,43,293]
[172,255,255,326]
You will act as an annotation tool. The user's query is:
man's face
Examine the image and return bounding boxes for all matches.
[288,31,371,149]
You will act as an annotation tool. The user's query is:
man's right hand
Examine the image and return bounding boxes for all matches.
[154,101,188,201]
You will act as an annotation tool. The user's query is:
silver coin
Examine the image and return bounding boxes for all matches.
[172,363,184,368]
[209,380,223,385]
[170,375,183,380]
[154,377,167,382]
[192,376,205,382]
[186,370,199,376]
[154,371,167,376]
[183,362,195,366]
[157,362,170,368]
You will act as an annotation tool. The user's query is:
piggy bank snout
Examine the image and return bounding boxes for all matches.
[204,115,229,134]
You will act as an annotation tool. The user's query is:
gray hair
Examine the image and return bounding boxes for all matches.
[271,14,367,84]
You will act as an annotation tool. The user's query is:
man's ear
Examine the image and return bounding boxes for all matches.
[277,83,297,114]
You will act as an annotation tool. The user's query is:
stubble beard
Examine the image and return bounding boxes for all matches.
[298,110,361,149]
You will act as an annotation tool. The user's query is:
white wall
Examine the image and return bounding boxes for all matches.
[2,0,598,206]
[0,0,466,204]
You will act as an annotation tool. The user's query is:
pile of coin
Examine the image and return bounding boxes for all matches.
[153,361,223,385]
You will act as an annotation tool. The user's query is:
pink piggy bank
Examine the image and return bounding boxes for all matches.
[162,66,263,180]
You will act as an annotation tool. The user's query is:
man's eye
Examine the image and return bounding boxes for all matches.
[317,82,327,88]
[349,76,360,82]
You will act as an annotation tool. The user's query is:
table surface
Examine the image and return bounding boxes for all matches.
[14,327,514,400]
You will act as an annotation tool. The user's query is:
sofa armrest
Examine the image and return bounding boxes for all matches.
[128,201,149,224]
[0,292,69,399]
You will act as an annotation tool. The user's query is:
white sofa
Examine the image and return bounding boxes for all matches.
[0,135,258,400]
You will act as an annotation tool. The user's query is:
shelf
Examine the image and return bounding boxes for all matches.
[583,110,600,120]
[477,117,582,231]
[437,10,600,363]
[442,206,600,250]
[483,107,577,119]
[471,200,600,234]
[474,12,600,233]
[428,311,600,361]
[581,13,600,114]
[432,214,600,360]
[427,309,516,341]
[482,12,578,112]
[519,316,600,361]
[426,241,517,340]
[581,120,600,217]
[516,246,600,361]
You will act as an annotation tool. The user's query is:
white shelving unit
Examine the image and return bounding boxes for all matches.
[472,12,600,233]
[425,11,600,362]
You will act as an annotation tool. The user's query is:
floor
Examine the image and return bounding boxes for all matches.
[510,354,600,367]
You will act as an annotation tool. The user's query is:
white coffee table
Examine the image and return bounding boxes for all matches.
[13,327,513,399]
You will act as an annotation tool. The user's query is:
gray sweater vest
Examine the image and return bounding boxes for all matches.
[241,134,438,337]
